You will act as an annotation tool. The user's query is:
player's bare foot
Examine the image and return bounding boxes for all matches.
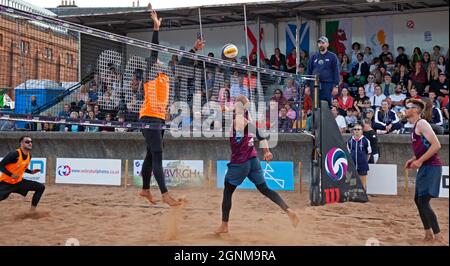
[214,222,229,234]
[433,233,445,243]
[140,189,158,205]
[286,209,299,228]
[424,230,434,241]
[162,192,181,206]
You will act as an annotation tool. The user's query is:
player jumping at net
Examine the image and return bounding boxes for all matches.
[139,10,205,206]
[0,136,44,212]
[215,95,299,234]
[404,99,444,243]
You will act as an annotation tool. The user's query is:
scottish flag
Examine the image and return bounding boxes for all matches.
[286,22,310,55]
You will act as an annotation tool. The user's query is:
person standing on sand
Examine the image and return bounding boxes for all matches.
[215,95,299,234]
[404,99,444,243]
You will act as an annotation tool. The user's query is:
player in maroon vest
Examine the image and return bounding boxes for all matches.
[404,99,444,243]
[215,95,299,234]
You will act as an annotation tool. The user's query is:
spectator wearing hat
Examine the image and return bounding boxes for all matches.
[307,36,340,105]
[380,71,396,97]
[348,52,369,87]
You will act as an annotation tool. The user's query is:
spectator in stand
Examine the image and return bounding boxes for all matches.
[345,108,358,130]
[88,83,99,104]
[422,52,431,72]
[278,107,292,131]
[340,54,352,77]
[270,89,288,111]
[411,47,423,66]
[442,98,449,122]
[396,46,410,67]
[428,91,440,109]
[354,86,371,115]
[374,99,402,134]
[437,56,446,74]
[347,121,372,190]
[379,44,393,64]
[332,106,347,133]
[93,104,102,120]
[392,64,412,91]
[429,73,448,99]
[115,113,130,132]
[351,42,361,67]
[337,87,354,112]
[298,63,306,75]
[364,107,375,122]
[303,86,312,115]
[220,88,233,113]
[67,111,81,132]
[58,104,71,132]
[408,87,422,100]
[369,57,381,73]
[230,72,248,100]
[100,113,115,132]
[410,61,428,96]
[332,98,346,117]
[269,48,286,72]
[427,61,440,89]
[78,110,87,120]
[373,64,387,85]
[388,84,407,112]
[381,72,396,97]
[362,46,373,64]
[385,54,396,73]
[431,45,443,62]
[338,73,349,92]
[348,52,369,87]
[363,117,379,164]
[370,85,387,111]
[299,50,308,71]
[285,103,297,121]
[364,73,377,98]
[286,48,297,73]
[85,111,99,132]
[421,97,445,135]
[283,78,296,100]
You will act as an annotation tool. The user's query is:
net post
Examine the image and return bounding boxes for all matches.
[298,161,302,195]
[124,159,129,189]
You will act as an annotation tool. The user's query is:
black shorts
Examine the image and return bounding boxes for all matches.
[0,179,42,201]
[358,170,368,176]
[140,116,165,152]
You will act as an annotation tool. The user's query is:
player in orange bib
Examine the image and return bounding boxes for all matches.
[0,136,44,212]
[138,10,179,206]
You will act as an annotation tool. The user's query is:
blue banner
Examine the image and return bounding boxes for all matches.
[216,160,295,191]
[286,22,310,55]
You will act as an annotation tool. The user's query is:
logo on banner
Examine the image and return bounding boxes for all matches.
[57,165,72,176]
[325,147,348,181]
[406,20,415,29]
[424,31,432,42]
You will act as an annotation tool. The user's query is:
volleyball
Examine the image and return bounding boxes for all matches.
[221,43,238,59]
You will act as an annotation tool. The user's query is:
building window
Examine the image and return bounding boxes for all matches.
[20,40,30,54]
[66,53,73,65]
[45,47,53,60]
[0,34,3,46]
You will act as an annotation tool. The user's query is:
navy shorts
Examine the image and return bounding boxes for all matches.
[358,170,368,176]
[416,165,442,198]
[140,116,165,152]
[225,157,265,187]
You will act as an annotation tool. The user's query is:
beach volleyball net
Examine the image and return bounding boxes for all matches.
[0,5,317,131]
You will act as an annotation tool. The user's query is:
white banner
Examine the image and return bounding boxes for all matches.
[55,158,121,186]
[364,15,394,57]
[133,160,204,187]
[0,157,46,184]
[439,166,448,198]
[366,164,397,195]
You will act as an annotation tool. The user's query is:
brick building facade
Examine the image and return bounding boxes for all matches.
[0,13,79,100]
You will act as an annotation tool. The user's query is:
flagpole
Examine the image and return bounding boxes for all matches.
[198,7,209,105]
[243,4,250,65]
[296,15,301,131]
